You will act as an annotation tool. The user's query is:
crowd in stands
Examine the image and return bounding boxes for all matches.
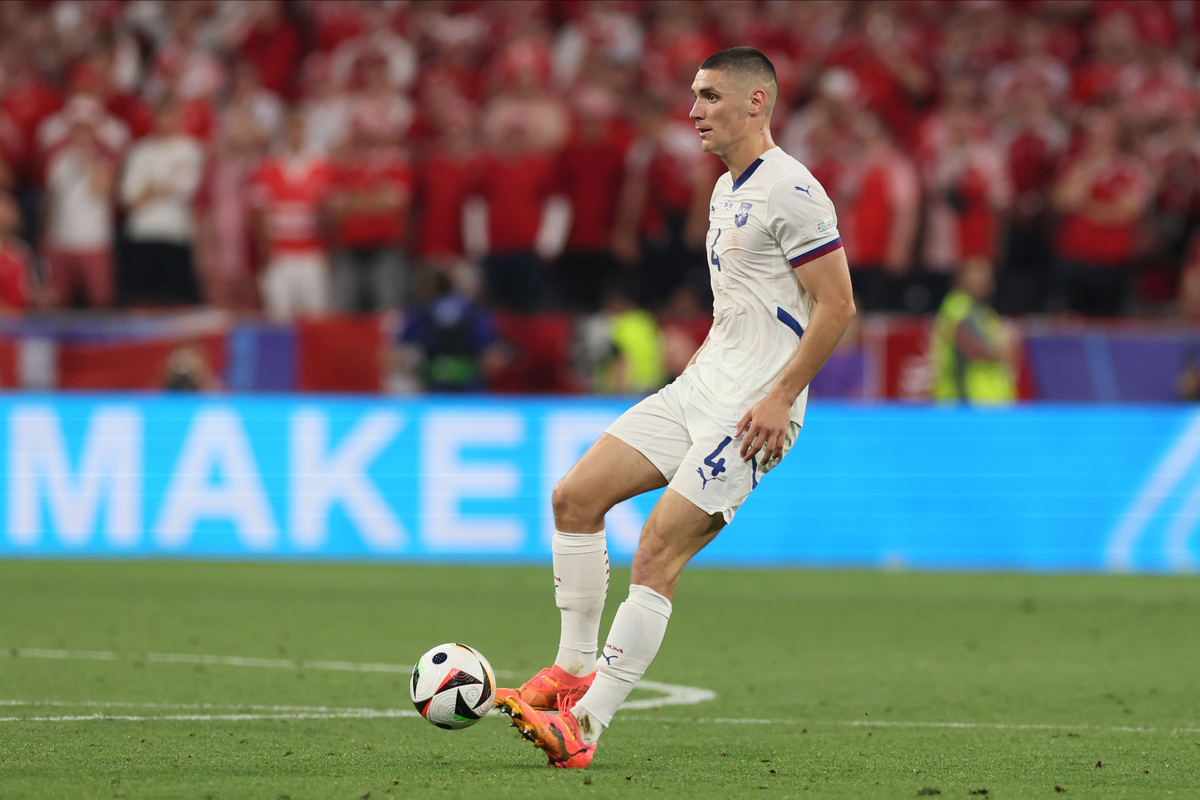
[3,0,1200,391]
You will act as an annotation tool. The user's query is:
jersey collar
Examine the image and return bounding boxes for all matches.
[729,147,782,192]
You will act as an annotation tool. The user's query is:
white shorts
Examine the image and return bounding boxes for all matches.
[605,373,800,523]
[261,252,331,319]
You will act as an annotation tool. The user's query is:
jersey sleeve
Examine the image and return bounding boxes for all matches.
[767,177,842,268]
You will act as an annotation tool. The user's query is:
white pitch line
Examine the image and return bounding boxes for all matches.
[622,716,1200,734]
[0,648,716,711]
[0,700,403,713]
[1,705,1197,733]
[0,649,410,674]
[0,712,421,723]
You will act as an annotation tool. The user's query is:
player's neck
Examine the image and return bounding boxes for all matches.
[722,128,776,183]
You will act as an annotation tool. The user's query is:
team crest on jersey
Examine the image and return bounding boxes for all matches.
[735,202,753,227]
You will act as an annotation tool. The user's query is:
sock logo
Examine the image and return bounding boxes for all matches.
[601,643,623,665]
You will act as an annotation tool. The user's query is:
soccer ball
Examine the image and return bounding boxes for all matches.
[410,643,496,730]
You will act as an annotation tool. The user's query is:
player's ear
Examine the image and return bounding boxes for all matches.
[748,87,766,116]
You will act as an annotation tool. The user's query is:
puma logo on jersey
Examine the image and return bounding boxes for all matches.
[795,185,812,196]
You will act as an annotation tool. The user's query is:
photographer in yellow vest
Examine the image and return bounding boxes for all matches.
[932,257,1017,404]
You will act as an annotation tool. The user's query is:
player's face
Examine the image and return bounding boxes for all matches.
[690,69,749,155]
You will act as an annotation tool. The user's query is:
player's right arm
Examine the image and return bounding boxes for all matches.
[736,247,854,463]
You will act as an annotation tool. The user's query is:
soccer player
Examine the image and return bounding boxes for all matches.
[497,47,856,768]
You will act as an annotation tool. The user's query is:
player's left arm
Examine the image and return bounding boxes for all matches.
[736,245,855,463]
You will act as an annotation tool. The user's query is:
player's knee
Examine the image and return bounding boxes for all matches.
[551,477,602,531]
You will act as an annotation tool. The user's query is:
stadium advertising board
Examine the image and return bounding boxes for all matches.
[0,396,1196,572]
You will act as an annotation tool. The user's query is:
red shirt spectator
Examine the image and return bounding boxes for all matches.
[414,146,476,261]
[477,151,557,255]
[1,63,63,186]
[1056,155,1150,265]
[239,2,302,99]
[843,120,919,271]
[826,16,932,149]
[557,118,633,253]
[250,155,338,256]
[335,147,413,249]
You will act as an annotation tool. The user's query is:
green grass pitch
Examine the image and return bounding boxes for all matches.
[0,561,1198,800]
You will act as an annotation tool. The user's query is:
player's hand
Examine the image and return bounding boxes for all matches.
[735,392,791,464]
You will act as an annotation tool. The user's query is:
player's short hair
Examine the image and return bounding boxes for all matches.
[699,47,777,90]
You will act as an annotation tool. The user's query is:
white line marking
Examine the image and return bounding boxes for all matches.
[1107,410,1200,571]
[622,717,1200,734]
[1,702,1197,733]
[622,680,715,710]
[0,712,420,723]
[0,648,716,711]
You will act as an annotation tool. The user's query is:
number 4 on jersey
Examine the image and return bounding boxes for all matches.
[710,228,721,271]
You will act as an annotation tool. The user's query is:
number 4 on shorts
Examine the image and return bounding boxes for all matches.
[703,436,732,478]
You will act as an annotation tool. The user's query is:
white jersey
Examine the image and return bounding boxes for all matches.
[685,146,842,427]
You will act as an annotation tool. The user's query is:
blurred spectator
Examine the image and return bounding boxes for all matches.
[841,111,919,312]
[147,5,222,140]
[1071,10,1142,111]
[475,105,561,312]
[554,85,633,312]
[162,344,221,391]
[579,278,667,395]
[118,101,204,307]
[38,93,131,167]
[250,111,337,319]
[224,62,284,152]
[824,1,932,150]
[552,1,644,91]
[413,97,478,268]
[931,257,1016,405]
[43,118,116,309]
[920,87,1012,313]
[992,75,1068,314]
[203,106,266,311]
[1,41,64,215]
[399,270,503,392]
[233,0,301,100]
[1052,108,1151,316]
[69,41,155,140]
[0,192,34,311]
[299,55,351,156]
[987,16,1071,116]
[780,68,858,193]
[612,92,716,308]
[330,1,416,95]
[328,113,413,312]
[347,52,414,148]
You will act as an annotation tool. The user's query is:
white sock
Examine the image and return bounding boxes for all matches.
[552,530,609,677]
[572,584,672,745]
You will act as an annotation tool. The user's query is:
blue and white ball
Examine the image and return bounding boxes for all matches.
[410,643,496,730]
